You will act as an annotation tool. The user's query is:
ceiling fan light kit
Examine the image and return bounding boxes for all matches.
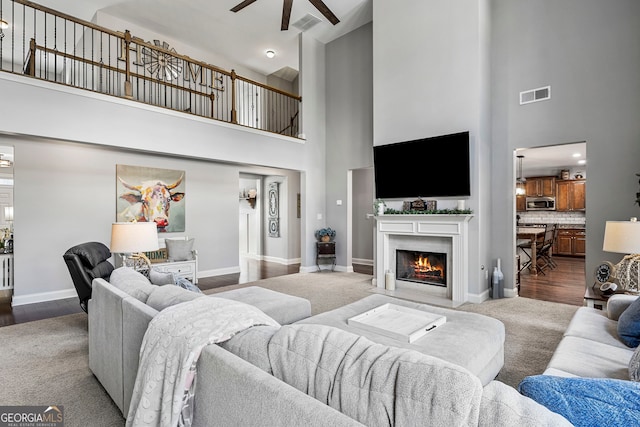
[231,0,340,31]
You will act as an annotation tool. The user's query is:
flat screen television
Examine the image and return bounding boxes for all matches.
[373,131,470,199]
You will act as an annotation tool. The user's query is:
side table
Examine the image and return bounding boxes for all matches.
[584,285,623,311]
[316,241,336,272]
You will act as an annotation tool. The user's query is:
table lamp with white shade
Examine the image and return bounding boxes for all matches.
[110,222,159,270]
[602,218,640,292]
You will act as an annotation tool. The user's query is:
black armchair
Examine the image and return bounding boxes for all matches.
[63,242,114,313]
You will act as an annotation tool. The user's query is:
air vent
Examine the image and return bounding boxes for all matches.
[292,14,322,31]
[519,85,551,105]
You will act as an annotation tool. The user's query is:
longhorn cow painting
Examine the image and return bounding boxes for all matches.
[116,165,186,232]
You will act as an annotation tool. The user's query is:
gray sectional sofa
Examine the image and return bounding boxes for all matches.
[544,294,639,379]
[89,267,571,426]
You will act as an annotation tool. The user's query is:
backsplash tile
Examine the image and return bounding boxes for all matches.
[518,211,586,225]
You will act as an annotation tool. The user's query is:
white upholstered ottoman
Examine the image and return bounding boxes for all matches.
[296,294,504,386]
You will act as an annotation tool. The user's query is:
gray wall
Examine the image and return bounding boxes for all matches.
[373,0,493,300]
[491,0,640,289]
[6,136,301,303]
[325,23,374,270]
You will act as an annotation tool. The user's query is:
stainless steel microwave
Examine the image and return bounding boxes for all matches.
[526,197,556,211]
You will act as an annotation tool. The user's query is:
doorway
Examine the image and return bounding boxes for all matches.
[349,167,375,275]
[515,142,586,305]
[0,145,13,303]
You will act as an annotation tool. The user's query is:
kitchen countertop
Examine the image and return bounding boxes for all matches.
[518,223,586,230]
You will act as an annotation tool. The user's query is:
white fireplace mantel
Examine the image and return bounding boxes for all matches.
[374,214,474,307]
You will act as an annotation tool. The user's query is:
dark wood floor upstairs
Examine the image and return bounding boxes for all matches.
[0,257,585,328]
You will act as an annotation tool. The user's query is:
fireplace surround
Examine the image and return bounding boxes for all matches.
[374,214,473,307]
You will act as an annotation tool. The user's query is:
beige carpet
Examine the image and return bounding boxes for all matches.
[0,272,579,426]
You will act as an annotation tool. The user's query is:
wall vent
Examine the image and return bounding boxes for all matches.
[519,85,551,105]
[292,14,322,32]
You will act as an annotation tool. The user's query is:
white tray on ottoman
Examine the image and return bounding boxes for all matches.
[348,303,446,343]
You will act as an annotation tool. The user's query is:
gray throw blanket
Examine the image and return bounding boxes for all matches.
[126,297,279,427]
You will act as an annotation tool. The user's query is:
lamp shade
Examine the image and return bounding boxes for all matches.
[603,220,640,254]
[4,206,13,221]
[110,222,159,254]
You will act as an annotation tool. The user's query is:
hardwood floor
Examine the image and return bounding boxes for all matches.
[518,256,586,306]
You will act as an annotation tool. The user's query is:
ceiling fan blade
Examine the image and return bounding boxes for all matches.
[308,0,340,25]
[281,0,293,31]
[230,0,258,13]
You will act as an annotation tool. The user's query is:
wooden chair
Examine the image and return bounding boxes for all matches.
[518,224,547,274]
[537,224,559,272]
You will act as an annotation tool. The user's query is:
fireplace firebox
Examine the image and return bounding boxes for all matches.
[396,250,447,287]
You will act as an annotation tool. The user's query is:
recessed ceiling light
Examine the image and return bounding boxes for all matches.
[265,50,276,59]
[0,20,9,30]
[577,159,586,165]
[572,153,581,158]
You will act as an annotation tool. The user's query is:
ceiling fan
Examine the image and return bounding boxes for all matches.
[231,0,340,31]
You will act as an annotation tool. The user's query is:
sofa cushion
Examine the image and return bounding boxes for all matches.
[519,375,640,427]
[268,324,483,427]
[564,307,629,349]
[215,286,311,325]
[544,335,633,380]
[618,296,640,347]
[148,267,175,286]
[165,238,195,261]
[630,345,640,382]
[109,267,155,303]
[146,284,203,311]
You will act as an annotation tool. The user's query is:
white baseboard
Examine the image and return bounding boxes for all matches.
[467,289,490,304]
[12,288,78,307]
[503,287,519,298]
[242,254,301,265]
[261,255,301,265]
[352,258,373,266]
[198,266,241,278]
[299,265,353,273]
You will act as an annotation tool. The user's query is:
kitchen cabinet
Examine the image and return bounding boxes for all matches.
[556,180,586,212]
[525,176,556,197]
[554,228,586,257]
[516,195,526,212]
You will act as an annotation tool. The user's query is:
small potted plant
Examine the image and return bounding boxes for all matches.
[374,199,386,215]
[315,227,336,242]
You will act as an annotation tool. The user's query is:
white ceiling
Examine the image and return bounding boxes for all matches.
[35,0,372,77]
[516,142,587,177]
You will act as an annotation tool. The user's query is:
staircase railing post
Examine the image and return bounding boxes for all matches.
[231,69,238,124]
[27,39,36,76]
[209,92,215,118]
[124,30,133,99]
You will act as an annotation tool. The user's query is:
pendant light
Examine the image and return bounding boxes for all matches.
[516,155,526,195]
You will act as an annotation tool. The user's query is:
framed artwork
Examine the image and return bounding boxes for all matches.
[116,165,186,232]
[268,182,280,237]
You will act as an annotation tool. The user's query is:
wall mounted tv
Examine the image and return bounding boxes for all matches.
[373,131,470,199]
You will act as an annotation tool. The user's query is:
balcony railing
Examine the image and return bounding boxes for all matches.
[0,0,301,138]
